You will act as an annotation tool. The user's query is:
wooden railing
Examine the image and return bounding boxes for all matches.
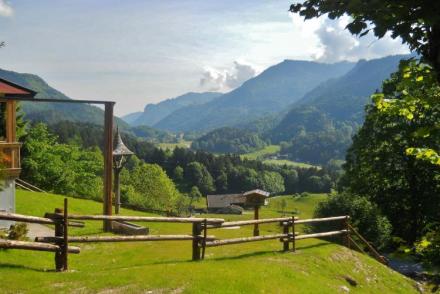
[0,142,21,176]
[0,199,387,270]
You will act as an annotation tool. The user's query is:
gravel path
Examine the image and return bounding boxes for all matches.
[27,223,54,240]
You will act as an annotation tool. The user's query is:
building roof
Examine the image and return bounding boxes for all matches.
[0,78,37,98]
[207,194,246,208]
[207,189,270,208]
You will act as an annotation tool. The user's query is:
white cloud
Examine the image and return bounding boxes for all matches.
[200,61,257,91]
[313,15,409,62]
[0,0,13,17]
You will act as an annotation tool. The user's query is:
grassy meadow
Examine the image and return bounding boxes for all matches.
[241,145,319,169]
[0,190,417,293]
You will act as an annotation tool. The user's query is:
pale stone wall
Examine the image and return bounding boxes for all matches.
[0,179,15,229]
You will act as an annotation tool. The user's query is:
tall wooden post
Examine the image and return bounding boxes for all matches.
[103,102,114,232]
[114,168,121,214]
[192,222,202,261]
[53,207,64,271]
[253,205,260,236]
[344,216,350,248]
[282,221,289,251]
[291,216,296,252]
[62,198,69,271]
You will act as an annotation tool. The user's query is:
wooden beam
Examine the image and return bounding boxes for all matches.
[103,102,114,232]
[67,214,224,224]
[0,240,80,253]
[214,217,296,228]
[295,230,348,240]
[205,233,288,247]
[36,235,217,243]
[295,216,349,224]
[0,212,56,225]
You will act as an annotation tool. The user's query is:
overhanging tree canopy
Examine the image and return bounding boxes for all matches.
[289,1,440,81]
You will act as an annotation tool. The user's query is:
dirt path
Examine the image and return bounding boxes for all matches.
[27,223,54,240]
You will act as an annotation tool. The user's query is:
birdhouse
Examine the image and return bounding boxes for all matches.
[243,189,270,207]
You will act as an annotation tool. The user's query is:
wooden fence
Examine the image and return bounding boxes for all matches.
[0,198,386,271]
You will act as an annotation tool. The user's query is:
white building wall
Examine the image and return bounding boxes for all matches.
[0,179,15,229]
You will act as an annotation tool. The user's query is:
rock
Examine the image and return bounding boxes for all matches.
[344,276,358,286]
[339,285,350,293]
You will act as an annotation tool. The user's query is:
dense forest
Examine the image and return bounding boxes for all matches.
[18,119,337,216]
[191,127,267,154]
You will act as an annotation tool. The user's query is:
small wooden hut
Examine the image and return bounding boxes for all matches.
[0,78,36,228]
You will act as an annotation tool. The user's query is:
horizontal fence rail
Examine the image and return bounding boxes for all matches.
[213,217,298,228]
[66,214,224,224]
[0,239,80,253]
[204,233,291,247]
[36,235,217,243]
[296,230,348,240]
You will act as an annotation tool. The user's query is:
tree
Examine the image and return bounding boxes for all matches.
[314,192,392,249]
[189,186,202,207]
[339,62,440,244]
[127,163,182,214]
[289,1,440,81]
[184,162,215,195]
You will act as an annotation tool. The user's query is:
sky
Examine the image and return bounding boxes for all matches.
[0,0,409,116]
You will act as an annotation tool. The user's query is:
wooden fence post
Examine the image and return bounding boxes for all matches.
[201,219,207,260]
[53,208,64,271]
[291,216,296,252]
[343,216,350,248]
[62,198,69,271]
[192,222,202,261]
[282,221,289,252]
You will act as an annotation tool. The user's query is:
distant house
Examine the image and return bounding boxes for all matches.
[207,189,270,214]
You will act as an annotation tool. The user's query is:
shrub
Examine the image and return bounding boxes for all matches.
[314,192,392,249]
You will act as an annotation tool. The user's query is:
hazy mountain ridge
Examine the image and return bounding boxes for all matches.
[153,60,355,132]
[125,92,222,126]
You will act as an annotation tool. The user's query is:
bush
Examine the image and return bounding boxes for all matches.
[7,223,28,241]
[416,223,440,265]
[314,192,392,249]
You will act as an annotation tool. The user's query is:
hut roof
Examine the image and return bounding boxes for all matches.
[0,78,36,98]
[206,194,246,208]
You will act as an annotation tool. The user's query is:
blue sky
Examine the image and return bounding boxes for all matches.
[0,0,409,116]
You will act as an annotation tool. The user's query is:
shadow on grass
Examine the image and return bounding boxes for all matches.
[296,241,331,251]
[0,262,55,272]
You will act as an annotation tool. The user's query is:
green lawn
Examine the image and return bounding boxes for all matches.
[0,190,417,293]
[157,140,191,150]
[241,145,320,169]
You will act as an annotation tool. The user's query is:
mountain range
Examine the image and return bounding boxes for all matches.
[0,68,128,128]
[125,60,355,132]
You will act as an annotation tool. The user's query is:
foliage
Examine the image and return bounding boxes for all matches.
[340,60,440,245]
[121,161,183,215]
[7,223,29,241]
[314,192,392,249]
[191,127,267,154]
[289,1,440,80]
[372,59,440,165]
[417,224,440,265]
[184,162,215,195]
[21,123,104,200]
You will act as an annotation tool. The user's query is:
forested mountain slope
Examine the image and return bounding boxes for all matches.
[0,68,128,127]
[125,92,222,126]
[154,60,354,132]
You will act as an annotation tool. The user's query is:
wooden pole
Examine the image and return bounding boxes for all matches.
[53,208,64,271]
[291,216,296,252]
[295,230,348,240]
[282,221,289,252]
[201,219,207,259]
[205,233,288,247]
[37,234,216,243]
[216,217,295,228]
[114,168,121,214]
[344,216,350,249]
[192,222,202,261]
[253,205,259,237]
[103,102,114,232]
[62,198,69,271]
[67,214,224,224]
[0,240,80,253]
